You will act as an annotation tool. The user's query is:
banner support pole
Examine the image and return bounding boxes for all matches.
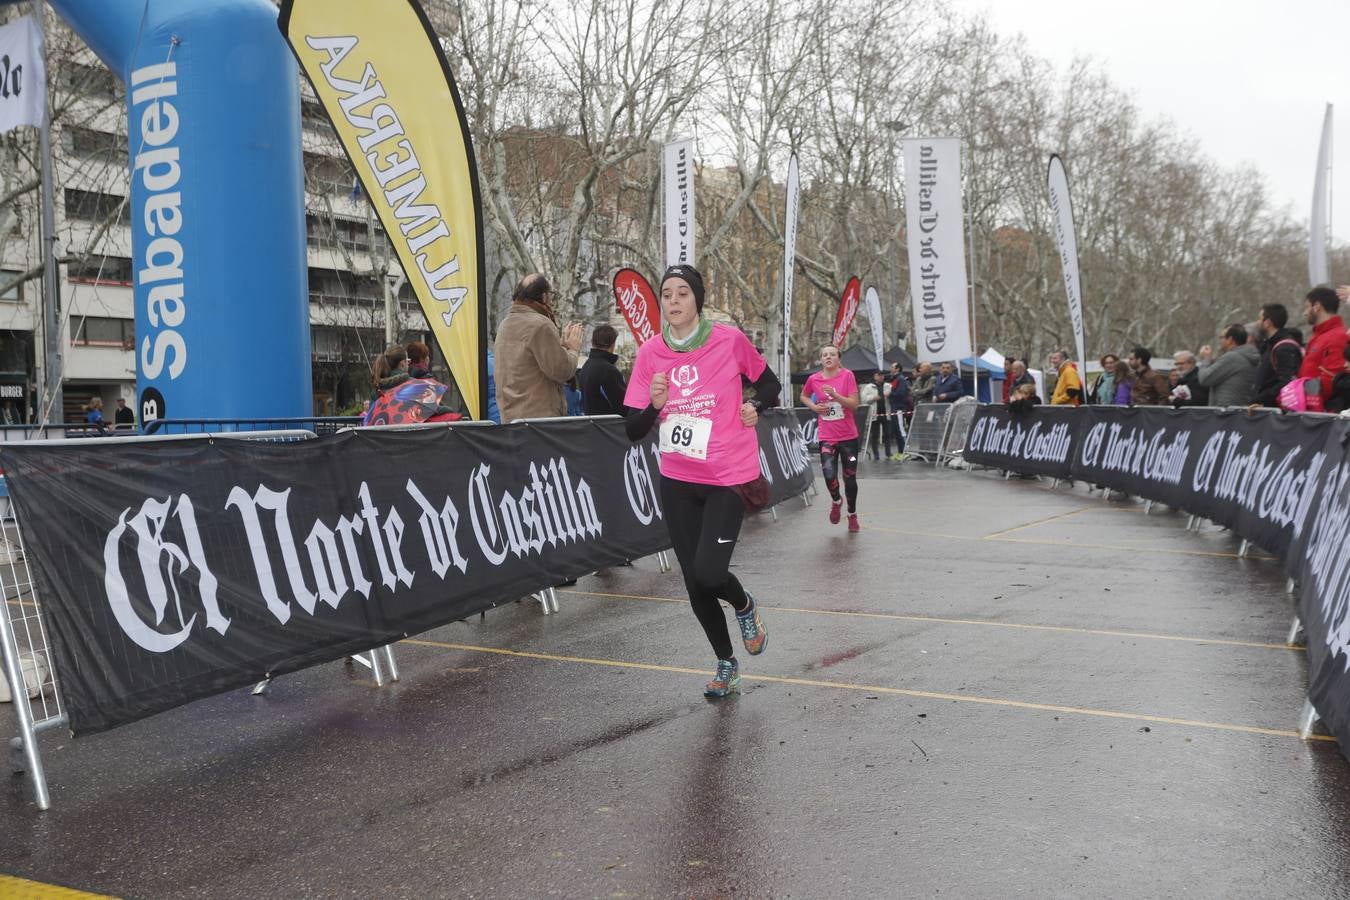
[964,140,978,405]
[32,0,63,427]
[1298,699,1319,740]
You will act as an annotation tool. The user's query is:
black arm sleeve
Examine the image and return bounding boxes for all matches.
[749,365,782,408]
[626,403,661,441]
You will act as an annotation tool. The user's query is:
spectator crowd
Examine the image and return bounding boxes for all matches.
[999,285,1350,415]
[359,279,1350,440]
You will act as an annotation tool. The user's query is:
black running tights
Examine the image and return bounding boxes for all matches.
[820,439,859,512]
[660,477,750,661]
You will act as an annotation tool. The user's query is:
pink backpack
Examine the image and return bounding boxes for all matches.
[1279,376,1324,413]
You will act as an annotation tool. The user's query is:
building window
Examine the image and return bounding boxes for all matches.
[62,126,126,163]
[71,316,135,348]
[306,214,385,255]
[1,270,20,303]
[64,188,131,226]
[310,324,383,362]
[307,266,384,306]
[67,256,134,285]
[63,63,120,101]
[304,152,356,195]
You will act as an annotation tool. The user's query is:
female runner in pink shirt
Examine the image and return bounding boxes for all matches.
[800,345,862,532]
[624,265,781,697]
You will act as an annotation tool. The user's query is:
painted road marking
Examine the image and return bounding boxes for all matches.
[0,874,115,898]
[561,589,1304,652]
[861,519,1278,561]
[981,506,1095,539]
[401,638,1336,743]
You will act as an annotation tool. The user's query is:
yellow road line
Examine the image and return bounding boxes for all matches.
[0,874,115,898]
[401,638,1335,743]
[991,534,1277,561]
[559,589,1303,652]
[861,520,1272,560]
[981,506,1095,539]
[859,502,1279,561]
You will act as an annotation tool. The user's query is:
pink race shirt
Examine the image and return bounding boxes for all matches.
[624,323,768,486]
[803,369,859,443]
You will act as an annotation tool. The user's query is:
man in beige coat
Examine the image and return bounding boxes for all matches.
[494,273,584,421]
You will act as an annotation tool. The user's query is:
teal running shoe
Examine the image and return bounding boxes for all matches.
[704,658,740,698]
[736,594,767,655]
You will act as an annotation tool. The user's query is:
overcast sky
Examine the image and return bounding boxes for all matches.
[946,0,1349,245]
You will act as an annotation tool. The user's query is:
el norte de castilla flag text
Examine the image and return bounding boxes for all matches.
[902,137,970,364]
[0,15,45,134]
[280,0,487,418]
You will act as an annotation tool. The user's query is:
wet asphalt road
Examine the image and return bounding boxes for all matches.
[2,462,1349,898]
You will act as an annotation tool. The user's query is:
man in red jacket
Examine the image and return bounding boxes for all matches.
[1300,286,1348,401]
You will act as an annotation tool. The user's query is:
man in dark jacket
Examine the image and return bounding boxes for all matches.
[578,324,628,416]
[932,361,963,402]
[1251,302,1304,407]
[1006,360,1035,399]
[887,363,913,457]
[1169,350,1209,406]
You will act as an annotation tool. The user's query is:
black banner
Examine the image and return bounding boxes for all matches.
[1293,418,1350,754]
[758,410,814,506]
[964,406,1078,478]
[794,407,819,450]
[1,413,809,735]
[1074,408,1332,560]
[965,404,1350,757]
[792,405,869,452]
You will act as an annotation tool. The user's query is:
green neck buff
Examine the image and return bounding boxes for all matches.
[663,315,713,352]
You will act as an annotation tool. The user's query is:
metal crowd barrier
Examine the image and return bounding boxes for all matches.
[938,397,979,466]
[904,402,955,462]
[145,416,363,436]
[0,428,399,811]
[0,423,120,443]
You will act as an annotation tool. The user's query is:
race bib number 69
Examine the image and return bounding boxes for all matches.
[659,414,712,460]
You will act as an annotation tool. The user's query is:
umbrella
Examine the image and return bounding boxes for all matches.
[364,378,452,426]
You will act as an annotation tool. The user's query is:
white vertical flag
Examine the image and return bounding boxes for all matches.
[902,137,971,364]
[864,286,884,371]
[0,16,45,134]
[1310,103,1333,287]
[781,154,800,404]
[1047,154,1086,369]
[663,138,695,266]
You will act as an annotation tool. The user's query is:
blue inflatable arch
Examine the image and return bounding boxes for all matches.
[49,0,309,423]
